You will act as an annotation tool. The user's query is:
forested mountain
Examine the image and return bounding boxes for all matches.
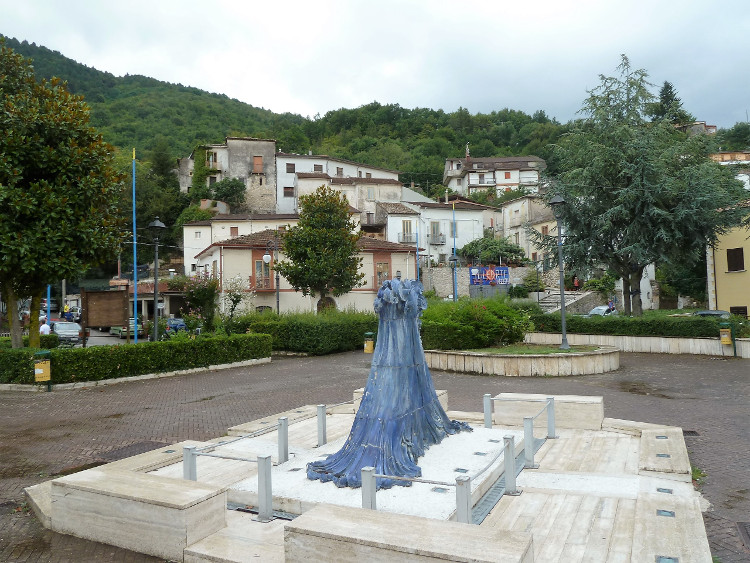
[2,35,566,191]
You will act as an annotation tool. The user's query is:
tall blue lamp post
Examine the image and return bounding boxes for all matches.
[263,238,280,314]
[148,217,166,342]
[549,195,569,350]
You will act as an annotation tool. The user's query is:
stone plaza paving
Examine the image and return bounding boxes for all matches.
[0,351,748,562]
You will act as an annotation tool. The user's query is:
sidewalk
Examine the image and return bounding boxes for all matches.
[1,351,748,562]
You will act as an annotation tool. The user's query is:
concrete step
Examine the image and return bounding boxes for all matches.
[25,480,52,528]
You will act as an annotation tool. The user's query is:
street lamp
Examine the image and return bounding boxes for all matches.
[448,253,459,302]
[262,237,280,314]
[549,195,569,350]
[148,217,167,342]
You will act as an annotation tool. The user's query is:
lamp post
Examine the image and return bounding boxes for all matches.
[263,237,280,314]
[549,195,569,350]
[148,217,167,342]
[448,253,458,302]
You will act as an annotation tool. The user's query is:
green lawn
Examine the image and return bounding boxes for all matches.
[466,344,600,355]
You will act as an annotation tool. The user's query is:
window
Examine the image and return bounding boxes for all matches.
[286,163,295,173]
[191,263,197,272]
[255,260,270,289]
[367,187,375,200]
[358,171,363,177]
[230,227,238,238]
[283,186,295,198]
[336,167,343,176]
[253,156,263,173]
[209,176,217,185]
[514,233,520,245]
[195,231,201,239]
[730,306,748,318]
[450,220,458,238]
[402,220,412,234]
[376,262,389,285]
[479,173,485,184]
[541,225,549,236]
[431,221,440,238]
[212,260,218,277]
[366,172,372,179]
[727,248,745,271]
[505,171,511,179]
[314,164,323,172]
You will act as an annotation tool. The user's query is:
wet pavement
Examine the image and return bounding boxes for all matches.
[0,351,748,562]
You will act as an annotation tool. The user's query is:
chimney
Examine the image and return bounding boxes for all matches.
[410,181,415,189]
[445,192,449,204]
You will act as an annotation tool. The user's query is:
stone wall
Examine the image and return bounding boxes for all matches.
[421,266,531,299]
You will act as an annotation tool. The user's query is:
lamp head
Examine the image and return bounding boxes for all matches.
[148,217,167,239]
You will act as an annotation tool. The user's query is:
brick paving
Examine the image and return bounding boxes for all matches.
[0,351,748,562]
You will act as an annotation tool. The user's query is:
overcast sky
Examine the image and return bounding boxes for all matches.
[3,0,749,128]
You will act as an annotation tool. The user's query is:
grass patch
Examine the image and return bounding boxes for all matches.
[692,465,707,488]
[466,344,600,355]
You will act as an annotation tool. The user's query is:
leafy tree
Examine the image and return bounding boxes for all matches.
[275,185,364,309]
[167,273,219,331]
[458,236,527,266]
[717,121,750,151]
[0,42,125,347]
[538,56,746,316]
[174,205,214,243]
[655,257,708,303]
[211,178,247,211]
[646,81,694,124]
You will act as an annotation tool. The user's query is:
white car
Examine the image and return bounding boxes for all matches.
[585,305,617,317]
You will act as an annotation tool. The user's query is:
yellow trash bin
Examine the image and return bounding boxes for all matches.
[364,332,375,354]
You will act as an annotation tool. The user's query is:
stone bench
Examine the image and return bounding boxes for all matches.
[49,467,226,561]
[284,504,533,562]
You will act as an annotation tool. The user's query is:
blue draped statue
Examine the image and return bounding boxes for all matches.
[306,278,472,489]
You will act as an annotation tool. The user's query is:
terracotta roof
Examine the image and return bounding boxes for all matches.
[357,236,422,252]
[185,213,300,226]
[377,202,418,215]
[297,172,330,179]
[448,155,546,171]
[276,153,400,174]
[407,201,484,211]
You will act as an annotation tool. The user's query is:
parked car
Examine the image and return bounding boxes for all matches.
[165,317,187,333]
[584,305,618,318]
[110,318,145,339]
[68,306,83,322]
[41,298,59,312]
[52,321,82,346]
[692,310,731,319]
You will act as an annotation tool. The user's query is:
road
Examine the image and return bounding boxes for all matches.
[0,351,748,562]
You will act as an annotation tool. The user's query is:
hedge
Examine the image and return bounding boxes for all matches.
[0,334,60,349]
[238,311,378,356]
[0,333,272,385]
[530,312,747,338]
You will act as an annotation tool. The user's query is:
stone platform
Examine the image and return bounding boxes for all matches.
[24,391,711,562]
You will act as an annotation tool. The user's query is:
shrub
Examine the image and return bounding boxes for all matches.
[421,296,533,350]
[530,312,745,338]
[0,333,272,385]
[583,273,616,298]
[522,270,545,292]
[508,284,528,298]
[0,334,60,349]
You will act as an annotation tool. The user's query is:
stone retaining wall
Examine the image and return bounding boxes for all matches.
[525,332,750,358]
[424,347,619,376]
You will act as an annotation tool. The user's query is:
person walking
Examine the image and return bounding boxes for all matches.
[573,275,580,291]
[40,321,50,335]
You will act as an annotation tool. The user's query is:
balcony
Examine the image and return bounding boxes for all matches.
[255,276,272,290]
[205,161,221,171]
[398,232,417,244]
[426,234,446,245]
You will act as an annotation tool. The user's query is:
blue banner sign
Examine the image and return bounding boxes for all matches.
[470,266,510,285]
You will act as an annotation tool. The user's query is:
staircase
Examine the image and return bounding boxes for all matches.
[536,290,594,313]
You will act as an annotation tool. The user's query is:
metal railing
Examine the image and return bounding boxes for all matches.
[426,234,446,245]
[398,232,417,244]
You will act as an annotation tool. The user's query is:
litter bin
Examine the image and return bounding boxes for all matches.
[33,349,52,391]
[364,332,375,354]
[719,322,736,356]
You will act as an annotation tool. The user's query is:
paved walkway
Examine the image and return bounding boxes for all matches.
[0,352,748,562]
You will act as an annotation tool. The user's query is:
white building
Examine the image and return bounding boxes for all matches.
[443,156,546,196]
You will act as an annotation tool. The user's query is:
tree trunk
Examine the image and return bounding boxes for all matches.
[2,283,25,349]
[29,292,42,348]
[630,268,644,317]
[621,274,632,316]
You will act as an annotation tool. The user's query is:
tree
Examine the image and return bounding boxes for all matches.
[539,56,746,316]
[275,185,364,309]
[0,42,125,347]
[458,235,527,266]
[210,178,246,211]
[646,81,694,124]
[717,121,750,151]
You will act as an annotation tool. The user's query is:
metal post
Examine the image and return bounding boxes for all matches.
[483,394,493,428]
[503,436,520,495]
[524,417,538,469]
[183,445,197,481]
[278,417,289,464]
[455,475,472,524]
[257,455,273,522]
[361,467,376,510]
[556,216,570,350]
[152,238,159,342]
[317,404,327,447]
[546,397,557,439]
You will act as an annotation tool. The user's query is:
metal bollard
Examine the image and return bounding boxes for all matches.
[483,393,493,428]
[546,397,557,439]
[183,445,197,481]
[317,404,327,446]
[361,467,377,510]
[455,475,472,524]
[278,417,289,464]
[257,455,273,522]
[524,417,539,469]
[503,436,520,495]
